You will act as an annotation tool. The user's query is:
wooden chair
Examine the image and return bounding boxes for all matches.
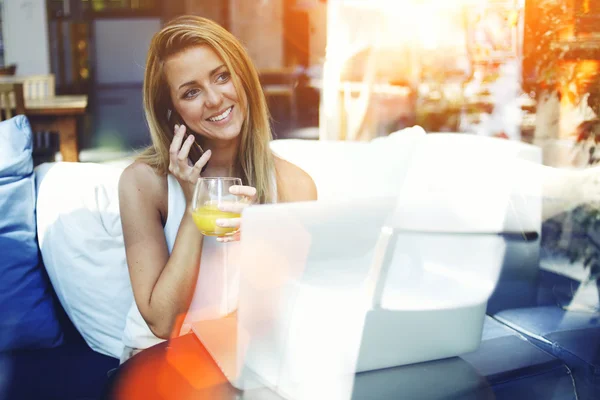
[22,74,56,100]
[0,83,25,121]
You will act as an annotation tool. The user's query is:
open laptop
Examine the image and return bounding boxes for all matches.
[191,137,541,397]
[191,195,515,398]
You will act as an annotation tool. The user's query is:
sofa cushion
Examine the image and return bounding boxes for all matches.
[36,162,132,359]
[0,341,119,400]
[0,115,63,351]
[462,316,575,399]
[269,126,426,201]
[272,130,542,233]
[495,306,600,399]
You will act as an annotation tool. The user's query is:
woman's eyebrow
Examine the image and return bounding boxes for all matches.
[210,64,226,76]
[178,80,197,90]
[177,65,226,90]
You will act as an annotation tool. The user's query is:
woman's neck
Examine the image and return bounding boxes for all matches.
[199,136,240,177]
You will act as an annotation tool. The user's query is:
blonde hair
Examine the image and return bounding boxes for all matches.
[138,16,275,204]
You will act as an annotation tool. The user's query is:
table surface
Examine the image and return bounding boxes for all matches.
[106,334,495,400]
[104,314,577,400]
[1,93,88,114]
[25,95,87,110]
[0,76,32,84]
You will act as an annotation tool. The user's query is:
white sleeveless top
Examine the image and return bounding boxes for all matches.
[121,174,277,353]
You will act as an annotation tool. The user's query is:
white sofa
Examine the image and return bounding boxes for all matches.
[34,128,542,359]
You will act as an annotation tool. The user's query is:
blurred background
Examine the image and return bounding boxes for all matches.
[0,0,599,168]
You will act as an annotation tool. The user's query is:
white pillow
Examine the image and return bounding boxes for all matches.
[270,126,426,200]
[394,133,543,233]
[36,162,132,358]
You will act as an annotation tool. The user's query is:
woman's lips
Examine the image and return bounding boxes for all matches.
[206,106,233,123]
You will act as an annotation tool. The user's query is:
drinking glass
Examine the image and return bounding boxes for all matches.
[191,177,244,237]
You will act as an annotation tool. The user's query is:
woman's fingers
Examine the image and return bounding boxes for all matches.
[168,124,210,184]
[188,149,212,183]
[217,232,240,243]
[214,185,257,243]
[178,134,195,162]
[230,185,257,200]
[169,124,186,158]
[192,149,212,174]
[218,201,250,214]
[216,185,257,214]
[168,125,187,174]
[216,217,241,228]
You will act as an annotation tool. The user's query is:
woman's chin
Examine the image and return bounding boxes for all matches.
[197,127,242,142]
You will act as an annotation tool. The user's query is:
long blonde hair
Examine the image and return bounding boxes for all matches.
[138,16,275,204]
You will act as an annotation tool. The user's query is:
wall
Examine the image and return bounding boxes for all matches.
[308,0,327,67]
[185,0,324,70]
[93,18,161,85]
[184,0,227,27]
[230,0,284,70]
[2,0,50,75]
[185,0,325,69]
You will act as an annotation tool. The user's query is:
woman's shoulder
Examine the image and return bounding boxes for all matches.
[119,161,168,212]
[120,161,165,189]
[273,156,317,202]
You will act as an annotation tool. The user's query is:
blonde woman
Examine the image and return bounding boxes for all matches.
[118,16,317,362]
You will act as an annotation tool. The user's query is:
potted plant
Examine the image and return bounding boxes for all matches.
[528,0,600,308]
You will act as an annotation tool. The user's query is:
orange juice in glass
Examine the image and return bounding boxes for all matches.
[192,177,243,237]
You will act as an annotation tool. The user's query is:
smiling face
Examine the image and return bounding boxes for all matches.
[165,45,247,143]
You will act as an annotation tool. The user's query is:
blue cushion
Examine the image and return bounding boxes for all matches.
[0,342,119,400]
[0,115,63,351]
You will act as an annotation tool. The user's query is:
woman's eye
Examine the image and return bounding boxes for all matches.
[183,89,200,99]
[216,72,230,83]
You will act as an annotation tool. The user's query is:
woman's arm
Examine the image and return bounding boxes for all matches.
[119,162,204,339]
[120,124,212,339]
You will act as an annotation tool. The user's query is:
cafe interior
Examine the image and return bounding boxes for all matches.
[1,0,600,399]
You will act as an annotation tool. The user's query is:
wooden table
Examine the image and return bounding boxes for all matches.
[0,76,87,162]
[26,95,88,162]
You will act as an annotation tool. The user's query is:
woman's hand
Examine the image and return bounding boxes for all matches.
[169,124,211,204]
[215,185,257,243]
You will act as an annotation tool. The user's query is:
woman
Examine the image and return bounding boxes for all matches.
[118,16,317,362]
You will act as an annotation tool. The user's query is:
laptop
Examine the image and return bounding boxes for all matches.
[191,136,539,397]
[191,195,512,398]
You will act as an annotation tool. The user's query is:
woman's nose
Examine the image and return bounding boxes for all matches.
[204,86,223,108]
